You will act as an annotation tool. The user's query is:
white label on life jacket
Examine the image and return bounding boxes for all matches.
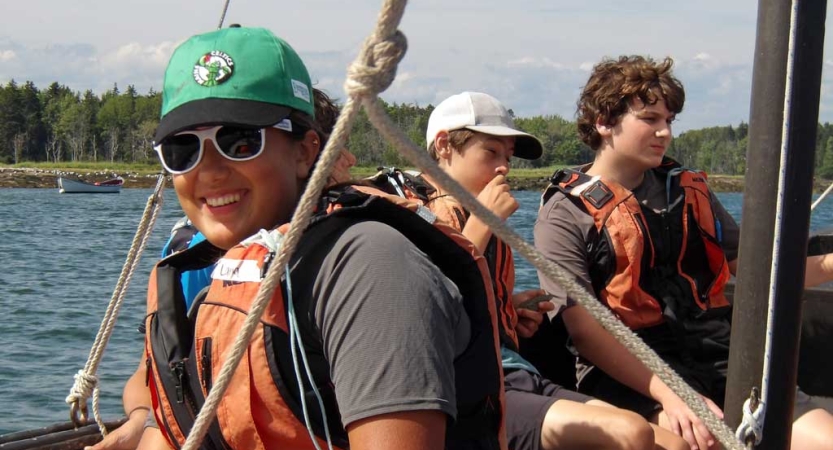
[211,259,263,283]
[415,205,437,224]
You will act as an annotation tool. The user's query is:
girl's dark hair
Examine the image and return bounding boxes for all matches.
[286,109,318,142]
[286,88,340,146]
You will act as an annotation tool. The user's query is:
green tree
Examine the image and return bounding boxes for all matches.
[0,80,23,163]
[57,94,90,161]
[19,81,44,161]
[97,85,133,162]
[40,82,75,162]
[818,137,833,179]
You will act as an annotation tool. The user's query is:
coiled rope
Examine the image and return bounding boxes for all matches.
[178,1,744,449]
[67,0,222,435]
[65,174,166,435]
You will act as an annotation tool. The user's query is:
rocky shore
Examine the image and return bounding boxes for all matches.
[0,167,168,189]
[0,166,822,193]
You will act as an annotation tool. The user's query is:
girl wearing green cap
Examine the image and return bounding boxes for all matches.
[135,26,506,450]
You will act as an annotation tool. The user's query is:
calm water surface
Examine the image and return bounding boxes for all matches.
[1,187,832,434]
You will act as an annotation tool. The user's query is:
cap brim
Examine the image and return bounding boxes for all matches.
[465,125,543,160]
[153,98,293,143]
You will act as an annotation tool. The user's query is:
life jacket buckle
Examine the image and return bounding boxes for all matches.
[582,181,614,209]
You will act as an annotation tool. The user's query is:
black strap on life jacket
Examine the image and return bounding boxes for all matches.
[543,167,617,211]
[149,240,230,450]
[308,188,504,446]
[363,166,436,203]
[150,187,503,449]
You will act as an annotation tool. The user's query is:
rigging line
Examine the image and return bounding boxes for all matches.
[217,0,231,29]
[66,173,166,433]
[177,0,743,447]
[766,0,800,411]
[361,97,744,450]
[810,180,833,211]
[738,0,802,446]
[178,3,408,449]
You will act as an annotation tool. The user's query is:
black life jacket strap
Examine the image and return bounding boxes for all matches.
[365,166,436,203]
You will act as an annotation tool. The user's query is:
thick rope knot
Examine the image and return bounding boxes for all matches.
[66,369,98,405]
[736,398,766,446]
[66,369,99,425]
[344,30,407,98]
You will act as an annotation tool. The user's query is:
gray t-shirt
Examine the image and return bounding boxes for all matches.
[534,170,739,313]
[311,221,471,426]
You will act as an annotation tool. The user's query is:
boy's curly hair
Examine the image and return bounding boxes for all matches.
[577,55,685,150]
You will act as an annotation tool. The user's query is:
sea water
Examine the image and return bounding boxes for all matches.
[1,188,831,434]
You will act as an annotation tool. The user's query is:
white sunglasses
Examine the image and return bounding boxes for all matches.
[154,119,293,174]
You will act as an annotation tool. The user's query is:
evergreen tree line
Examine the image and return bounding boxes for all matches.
[0,80,160,165]
[3,79,833,176]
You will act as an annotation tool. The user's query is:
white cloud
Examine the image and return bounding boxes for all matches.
[2,1,833,131]
[95,41,180,89]
[507,57,566,70]
[579,62,595,72]
[679,52,723,72]
[0,50,16,62]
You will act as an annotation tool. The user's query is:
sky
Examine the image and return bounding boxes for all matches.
[1,0,832,133]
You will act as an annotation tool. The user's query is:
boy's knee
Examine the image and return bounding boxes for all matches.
[541,402,656,450]
[613,412,655,450]
[792,408,833,450]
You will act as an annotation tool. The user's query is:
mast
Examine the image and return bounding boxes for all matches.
[725,0,827,448]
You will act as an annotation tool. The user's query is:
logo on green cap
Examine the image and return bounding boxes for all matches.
[193,51,234,86]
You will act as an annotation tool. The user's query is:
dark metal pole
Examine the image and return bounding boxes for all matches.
[726,1,827,448]
[759,1,827,447]
[725,0,791,432]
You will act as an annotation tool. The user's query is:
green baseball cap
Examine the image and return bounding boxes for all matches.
[154,26,314,143]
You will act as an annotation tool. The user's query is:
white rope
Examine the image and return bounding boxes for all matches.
[736,388,765,448]
[175,0,406,445]
[177,1,745,449]
[362,100,744,450]
[737,0,800,445]
[810,180,833,211]
[66,174,166,435]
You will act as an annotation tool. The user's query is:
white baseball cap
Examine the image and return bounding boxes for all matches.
[426,91,543,160]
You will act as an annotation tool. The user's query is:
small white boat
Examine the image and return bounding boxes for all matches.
[57,177,124,194]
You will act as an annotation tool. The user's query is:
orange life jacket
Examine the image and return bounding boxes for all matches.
[425,195,519,351]
[541,158,732,331]
[366,169,520,351]
[144,186,507,450]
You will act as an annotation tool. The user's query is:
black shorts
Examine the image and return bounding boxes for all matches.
[504,369,593,450]
[577,362,727,419]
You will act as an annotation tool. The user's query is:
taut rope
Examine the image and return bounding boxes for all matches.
[737,0,802,446]
[361,100,742,450]
[217,0,231,29]
[180,1,743,449]
[178,2,409,449]
[66,174,166,435]
[811,180,833,211]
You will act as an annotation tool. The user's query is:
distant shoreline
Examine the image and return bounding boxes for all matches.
[0,166,825,193]
[0,167,167,189]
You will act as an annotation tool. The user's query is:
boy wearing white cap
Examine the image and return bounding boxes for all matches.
[424,92,687,450]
